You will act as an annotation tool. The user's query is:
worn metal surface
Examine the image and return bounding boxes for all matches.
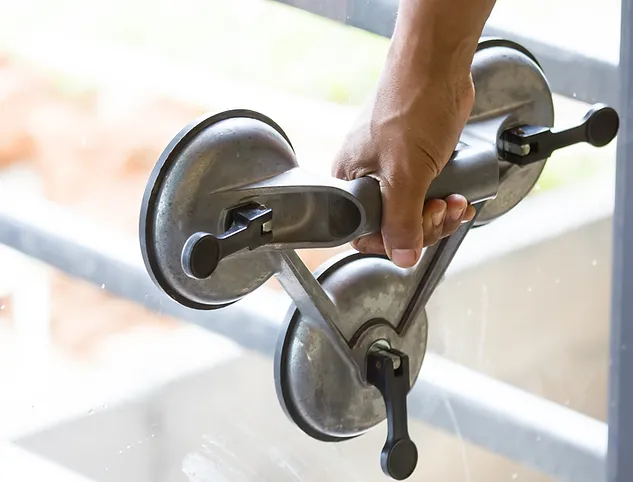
[468,40,554,225]
[275,251,429,440]
[139,109,499,310]
[273,200,480,442]
[608,0,633,480]
[139,40,555,315]
[137,40,566,453]
[275,249,357,370]
[139,110,295,310]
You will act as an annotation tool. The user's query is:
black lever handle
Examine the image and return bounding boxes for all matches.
[181,202,273,279]
[366,348,418,480]
[498,103,620,166]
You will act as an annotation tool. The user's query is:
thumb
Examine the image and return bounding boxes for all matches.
[380,175,430,268]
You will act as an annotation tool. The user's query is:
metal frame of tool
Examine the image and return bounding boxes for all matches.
[0,2,628,482]
[137,38,619,479]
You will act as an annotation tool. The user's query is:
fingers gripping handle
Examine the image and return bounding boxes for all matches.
[349,146,500,237]
[174,103,618,283]
[351,102,620,236]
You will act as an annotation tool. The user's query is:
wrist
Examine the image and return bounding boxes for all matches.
[389,23,477,83]
[389,0,488,81]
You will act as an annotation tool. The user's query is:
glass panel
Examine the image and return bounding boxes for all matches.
[431,93,615,422]
[489,0,620,63]
[0,0,618,481]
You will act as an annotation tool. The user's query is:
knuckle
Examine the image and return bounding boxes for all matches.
[413,141,444,178]
[382,171,411,194]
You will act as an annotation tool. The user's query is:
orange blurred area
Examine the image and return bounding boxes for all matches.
[0,57,350,358]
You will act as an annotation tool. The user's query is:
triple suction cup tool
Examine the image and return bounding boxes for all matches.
[139,39,619,480]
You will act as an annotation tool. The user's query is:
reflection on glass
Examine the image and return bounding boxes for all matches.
[0,0,617,481]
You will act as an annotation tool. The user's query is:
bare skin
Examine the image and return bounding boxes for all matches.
[332,0,497,268]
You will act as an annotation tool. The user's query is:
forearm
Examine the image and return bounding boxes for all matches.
[390,0,497,78]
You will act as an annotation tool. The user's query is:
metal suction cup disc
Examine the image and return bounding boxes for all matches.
[274,251,428,441]
[470,38,554,226]
[140,109,296,309]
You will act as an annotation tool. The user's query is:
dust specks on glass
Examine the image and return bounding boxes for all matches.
[0,0,621,481]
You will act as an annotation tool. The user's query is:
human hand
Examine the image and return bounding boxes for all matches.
[332,48,477,268]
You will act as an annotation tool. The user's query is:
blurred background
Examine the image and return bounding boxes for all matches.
[0,0,619,480]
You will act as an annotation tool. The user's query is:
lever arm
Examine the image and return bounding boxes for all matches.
[367,348,418,480]
[498,103,619,166]
[397,205,481,334]
[181,202,272,279]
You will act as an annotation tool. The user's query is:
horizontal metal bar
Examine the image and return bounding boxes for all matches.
[484,26,619,108]
[413,355,606,482]
[0,193,607,480]
[274,0,619,108]
[0,196,285,356]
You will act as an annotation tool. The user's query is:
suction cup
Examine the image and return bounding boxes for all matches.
[467,39,555,225]
[274,251,428,441]
[139,109,296,309]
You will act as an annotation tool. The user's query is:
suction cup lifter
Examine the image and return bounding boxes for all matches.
[179,146,499,282]
[174,101,619,284]
[139,39,619,480]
